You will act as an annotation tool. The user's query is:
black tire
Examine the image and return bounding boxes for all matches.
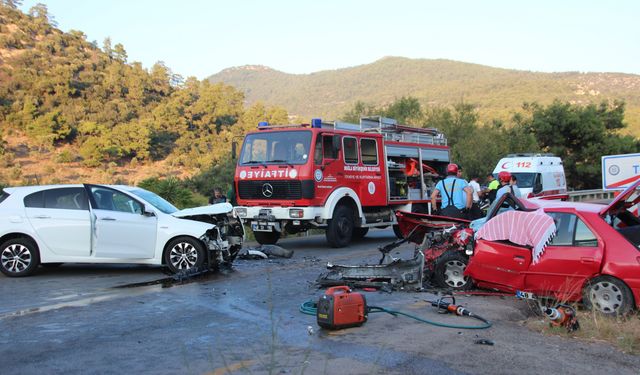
[326,205,354,248]
[351,227,369,240]
[582,276,634,316]
[0,237,40,277]
[392,224,404,239]
[433,251,473,290]
[164,236,206,274]
[254,231,280,245]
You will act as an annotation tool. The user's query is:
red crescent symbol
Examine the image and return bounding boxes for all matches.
[501,162,511,169]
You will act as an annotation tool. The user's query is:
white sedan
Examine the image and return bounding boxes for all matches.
[0,184,244,277]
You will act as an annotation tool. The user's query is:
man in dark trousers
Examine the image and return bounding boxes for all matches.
[431,163,473,219]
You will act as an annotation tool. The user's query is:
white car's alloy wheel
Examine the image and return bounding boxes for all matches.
[169,242,199,270]
[1,243,32,273]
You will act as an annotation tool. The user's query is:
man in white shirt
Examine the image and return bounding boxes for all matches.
[468,176,482,203]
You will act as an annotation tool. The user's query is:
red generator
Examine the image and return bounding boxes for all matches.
[316,286,368,329]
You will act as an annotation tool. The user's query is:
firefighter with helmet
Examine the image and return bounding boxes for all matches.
[431,163,473,219]
[495,171,521,200]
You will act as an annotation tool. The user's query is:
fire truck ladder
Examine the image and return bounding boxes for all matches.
[321,116,446,146]
[360,116,447,146]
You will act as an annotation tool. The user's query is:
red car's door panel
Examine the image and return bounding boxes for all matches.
[524,245,602,300]
[465,239,531,292]
[523,211,604,300]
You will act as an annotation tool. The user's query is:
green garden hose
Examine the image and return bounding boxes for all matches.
[299,300,492,330]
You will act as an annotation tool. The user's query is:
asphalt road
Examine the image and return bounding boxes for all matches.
[1,229,639,374]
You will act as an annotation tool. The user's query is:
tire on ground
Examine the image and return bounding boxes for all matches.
[254,231,281,245]
[164,236,206,274]
[351,227,369,240]
[582,275,634,316]
[0,237,40,277]
[326,205,354,248]
[433,251,473,290]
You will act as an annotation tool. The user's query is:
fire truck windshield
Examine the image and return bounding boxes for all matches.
[239,130,312,166]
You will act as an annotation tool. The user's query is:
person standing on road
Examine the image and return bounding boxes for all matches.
[509,175,522,198]
[467,176,484,219]
[495,171,514,201]
[431,163,472,219]
[469,176,482,203]
[485,173,499,203]
[209,187,227,204]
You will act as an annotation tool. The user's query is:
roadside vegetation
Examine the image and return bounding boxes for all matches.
[526,311,640,355]
[343,97,639,189]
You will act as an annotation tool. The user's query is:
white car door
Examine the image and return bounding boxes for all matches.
[24,187,91,257]
[87,185,157,259]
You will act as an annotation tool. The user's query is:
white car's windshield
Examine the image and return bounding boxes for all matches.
[129,188,178,214]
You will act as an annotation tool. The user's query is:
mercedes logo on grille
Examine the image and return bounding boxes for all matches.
[262,183,274,198]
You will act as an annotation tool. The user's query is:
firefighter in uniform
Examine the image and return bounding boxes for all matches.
[431,163,473,219]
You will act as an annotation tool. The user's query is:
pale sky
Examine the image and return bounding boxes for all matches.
[20,0,640,79]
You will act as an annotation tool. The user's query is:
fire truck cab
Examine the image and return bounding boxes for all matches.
[233,116,450,247]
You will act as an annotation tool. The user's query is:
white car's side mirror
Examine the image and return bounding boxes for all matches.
[143,204,156,217]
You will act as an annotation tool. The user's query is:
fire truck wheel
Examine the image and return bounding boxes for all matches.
[392,225,404,239]
[433,251,473,290]
[352,227,369,240]
[254,231,281,245]
[326,205,354,248]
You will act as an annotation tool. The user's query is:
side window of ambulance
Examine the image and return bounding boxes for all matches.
[343,137,358,164]
[361,139,378,165]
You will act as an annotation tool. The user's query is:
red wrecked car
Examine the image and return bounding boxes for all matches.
[465,180,640,315]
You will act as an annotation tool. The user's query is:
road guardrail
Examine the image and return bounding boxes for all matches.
[567,189,615,202]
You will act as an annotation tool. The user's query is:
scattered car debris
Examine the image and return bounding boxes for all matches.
[238,244,294,260]
[238,248,269,260]
[317,238,425,291]
[474,338,494,346]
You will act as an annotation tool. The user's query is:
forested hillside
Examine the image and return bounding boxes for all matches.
[208,57,640,136]
[0,3,286,202]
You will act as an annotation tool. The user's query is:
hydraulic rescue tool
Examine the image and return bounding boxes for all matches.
[543,304,580,332]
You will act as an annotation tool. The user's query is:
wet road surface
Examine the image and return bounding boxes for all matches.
[1,229,639,374]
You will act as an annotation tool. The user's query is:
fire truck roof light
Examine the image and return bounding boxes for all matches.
[258,121,269,128]
[311,118,322,128]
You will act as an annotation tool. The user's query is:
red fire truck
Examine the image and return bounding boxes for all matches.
[233,116,450,247]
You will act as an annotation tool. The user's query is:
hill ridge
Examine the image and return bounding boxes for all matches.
[208,56,640,134]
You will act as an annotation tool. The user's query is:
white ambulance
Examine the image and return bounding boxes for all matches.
[492,153,567,198]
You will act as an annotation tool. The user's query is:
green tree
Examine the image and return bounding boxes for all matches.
[138,176,196,208]
[342,101,377,123]
[382,96,423,125]
[517,100,639,189]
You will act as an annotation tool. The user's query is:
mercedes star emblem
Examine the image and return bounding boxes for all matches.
[262,183,274,198]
